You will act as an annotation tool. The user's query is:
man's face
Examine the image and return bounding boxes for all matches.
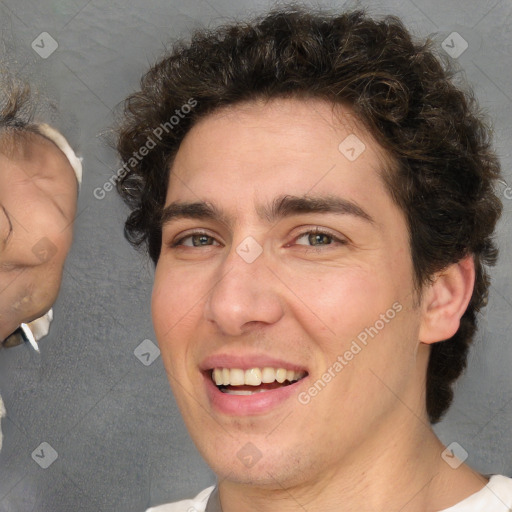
[0,133,78,340]
[152,98,428,487]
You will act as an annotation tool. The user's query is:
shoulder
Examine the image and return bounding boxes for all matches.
[442,475,512,512]
[146,486,216,512]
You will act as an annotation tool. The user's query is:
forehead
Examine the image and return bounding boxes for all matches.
[0,131,74,186]
[1,130,65,162]
[167,97,394,211]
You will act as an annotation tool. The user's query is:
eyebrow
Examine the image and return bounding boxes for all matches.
[261,195,374,224]
[160,194,374,228]
[160,201,231,227]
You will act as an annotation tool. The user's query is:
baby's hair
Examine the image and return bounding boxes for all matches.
[0,71,82,182]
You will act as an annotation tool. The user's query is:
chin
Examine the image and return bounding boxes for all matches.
[197,435,310,489]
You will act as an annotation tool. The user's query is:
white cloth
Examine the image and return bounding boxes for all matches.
[36,123,83,185]
[26,308,53,342]
[147,475,512,512]
[147,486,215,512]
[440,475,512,511]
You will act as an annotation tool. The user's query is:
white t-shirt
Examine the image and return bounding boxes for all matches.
[147,475,512,512]
[440,475,512,511]
[147,486,215,512]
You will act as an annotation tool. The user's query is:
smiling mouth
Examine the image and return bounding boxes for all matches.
[211,367,308,395]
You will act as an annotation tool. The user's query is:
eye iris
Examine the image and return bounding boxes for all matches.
[192,234,212,246]
[309,233,331,245]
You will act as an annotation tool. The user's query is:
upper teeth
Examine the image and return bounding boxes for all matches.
[212,367,306,386]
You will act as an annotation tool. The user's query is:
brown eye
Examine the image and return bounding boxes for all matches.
[308,233,332,245]
[173,232,220,247]
[191,234,215,246]
[295,231,335,246]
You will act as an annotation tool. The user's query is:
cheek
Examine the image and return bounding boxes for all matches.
[151,264,207,366]
[153,266,193,332]
[282,263,389,340]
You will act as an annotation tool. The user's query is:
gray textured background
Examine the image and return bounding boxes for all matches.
[0,0,511,510]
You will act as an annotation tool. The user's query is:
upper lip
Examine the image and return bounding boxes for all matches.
[200,353,309,373]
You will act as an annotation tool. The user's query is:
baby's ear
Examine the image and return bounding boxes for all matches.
[418,255,475,344]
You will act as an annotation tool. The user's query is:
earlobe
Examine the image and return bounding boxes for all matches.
[419,255,475,344]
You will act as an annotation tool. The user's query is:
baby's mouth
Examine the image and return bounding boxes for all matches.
[211,367,307,395]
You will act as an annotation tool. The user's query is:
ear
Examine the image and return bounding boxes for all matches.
[419,255,475,344]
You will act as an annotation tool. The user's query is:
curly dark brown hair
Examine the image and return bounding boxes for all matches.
[115,6,502,423]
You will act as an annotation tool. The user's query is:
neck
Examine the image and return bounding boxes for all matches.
[218,412,486,512]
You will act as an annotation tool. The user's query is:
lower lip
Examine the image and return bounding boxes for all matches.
[203,372,307,416]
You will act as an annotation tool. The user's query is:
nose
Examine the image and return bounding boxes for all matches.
[204,243,284,336]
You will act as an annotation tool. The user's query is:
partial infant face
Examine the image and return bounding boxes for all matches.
[0,131,78,341]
